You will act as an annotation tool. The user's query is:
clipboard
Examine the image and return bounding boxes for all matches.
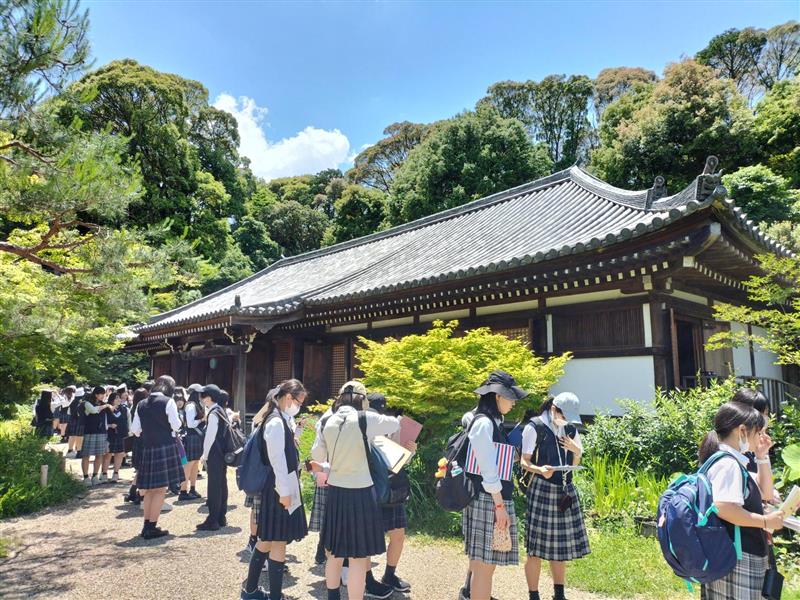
[397,416,423,446]
[373,435,413,473]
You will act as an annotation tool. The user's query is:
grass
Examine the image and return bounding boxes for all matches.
[0,537,10,558]
[569,526,697,599]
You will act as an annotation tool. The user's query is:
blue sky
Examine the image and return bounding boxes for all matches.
[85,1,799,180]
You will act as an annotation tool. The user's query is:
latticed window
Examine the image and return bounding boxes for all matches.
[330,343,348,397]
[272,340,291,384]
[494,326,530,347]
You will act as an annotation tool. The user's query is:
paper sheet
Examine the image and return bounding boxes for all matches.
[779,485,800,517]
[397,416,423,446]
[373,435,413,473]
[546,465,586,472]
[287,473,302,515]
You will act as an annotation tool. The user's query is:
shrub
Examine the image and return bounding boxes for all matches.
[0,409,83,518]
[579,455,668,521]
[584,378,738,478]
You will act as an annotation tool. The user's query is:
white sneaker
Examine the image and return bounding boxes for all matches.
[112,473,119,482]
[82,477,91,487]
[66,451,77,459]
[341,566,349,587]
[98,474,107,483]
[161,502,173,512]
[91,476,98,486]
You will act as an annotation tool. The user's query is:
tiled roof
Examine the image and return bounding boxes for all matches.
[135,165,788,334]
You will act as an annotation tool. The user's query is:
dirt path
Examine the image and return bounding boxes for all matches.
[0,446,614,600]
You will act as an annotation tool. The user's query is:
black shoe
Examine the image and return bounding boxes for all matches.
[219,516,227,527]
[364,577,394,599]
[314,547,326,565]
[196,521,220,531]
[458,589,497,600]
[196,472,203,479]
[168,485,180,496]
[141,527,169,539]
[188,489,201,499]
[177,491,191,502]
[383,573,411,593]
[75,451,82,459]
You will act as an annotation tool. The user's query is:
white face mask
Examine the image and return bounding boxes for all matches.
[284,401,301,418]
[739,432,750,454]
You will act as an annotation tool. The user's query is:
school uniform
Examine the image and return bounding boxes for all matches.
[82,401,110,457]
[257,410,308,543]
[461,411,519,566]
[181,402,205,462]
[308,408,332,533]
[66,397,85,437]
[702,444,767,600]
[130,393,184,490]
[201,404,229,526]
[311,406,399,558]
[58,397,71,425]
[33,396,54,437]
[381,426,408,532]
[107,405,129,453]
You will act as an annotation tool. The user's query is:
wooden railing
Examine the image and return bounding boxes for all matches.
[681,374,800,416]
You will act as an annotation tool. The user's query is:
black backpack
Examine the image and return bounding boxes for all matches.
[214,407,247,466]
[357,411,411,507]
[515,417,547,495]
[435,413,490,512]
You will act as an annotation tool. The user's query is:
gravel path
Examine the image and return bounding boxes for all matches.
[0,445,614,600]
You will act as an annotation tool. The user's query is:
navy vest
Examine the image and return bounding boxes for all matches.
[529,417,576,487]
[724,459,767,556]
[265,411,299,474]
[109,405,129,437]
[84,402,107,435]
[137,393,173,448]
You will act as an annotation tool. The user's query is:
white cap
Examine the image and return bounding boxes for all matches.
[553,392,582,424]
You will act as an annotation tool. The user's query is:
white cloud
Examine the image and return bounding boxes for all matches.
[346,142,373,165]
[213,94,351,181]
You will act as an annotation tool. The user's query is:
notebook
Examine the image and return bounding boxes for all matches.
[373,435,414,474]
[397,416,423,446]
[465,442,515,481]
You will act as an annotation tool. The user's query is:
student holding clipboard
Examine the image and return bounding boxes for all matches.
[460,371,529,600]
[520,392,590,600]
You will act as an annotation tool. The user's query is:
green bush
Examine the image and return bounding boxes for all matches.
[584,379,738,478]
[0,409,83,518]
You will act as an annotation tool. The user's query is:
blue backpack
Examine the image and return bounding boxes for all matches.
[236,421,271,495]
[656,451,749,589]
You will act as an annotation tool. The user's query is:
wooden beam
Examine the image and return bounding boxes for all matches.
[234,351,247,423]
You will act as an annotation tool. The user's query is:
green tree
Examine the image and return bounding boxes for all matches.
[753,78,800,187]
[323,185,386,245]
[593,67,657,120]
[348,122,428,193]
[590,60,754,190]
[262,200,329,256]
[696,27,766,96]
[388,107,552,225]
[722,165,798,223]
[233,215,280,270]
[199,243,253,295]
[357,320,570,433]
[754,22,800,91]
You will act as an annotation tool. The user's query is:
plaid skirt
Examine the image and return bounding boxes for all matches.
[107,433,126,454]
[137,443,185,490]
[322,485,385,559]
[382,503,408,532]
[309,485,328,532]
[462,492,519,566]
[245,494,262,525]
[183,430,204,462]
[525,477,590,561]
[702,552,768,600]
[67,418,84,437]
[58,407,70,423]
[82,433,109,457]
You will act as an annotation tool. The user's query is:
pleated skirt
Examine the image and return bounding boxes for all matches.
[67,418,84,437]
[308,485,328,532]
[321,485,386,559]
[137,443,185,490]
[107,433,126,454]
[183,430,204,462]
[258,471,308,544]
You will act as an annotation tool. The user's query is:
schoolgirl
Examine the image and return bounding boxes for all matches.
[66,387,86,458]
[81,386,114,486]
[130,376,184,539]
[124,387,150,505]
[699,401,785,599]
[58,386,75,442]
[245,386,280,555]
[177,386,205,501]
[198,384,230,531]
[520,392,590,600]
[311,380,400,600]
[365,392,414,595]
[459,371,526,600]
[33,390,54,438]
[240,379,308,600]
[103,391,129,482]
[732,387,778,504]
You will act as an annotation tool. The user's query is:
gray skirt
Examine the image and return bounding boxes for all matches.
[309,485,328,532]
[702,552,768,600]
[462,492,518,566]
[82,433,109,457]
[525,476,590,561]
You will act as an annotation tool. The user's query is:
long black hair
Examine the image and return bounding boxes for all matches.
[475,392,501,420]
[731,387,770,415]
[187,389,205,421]
[260,379,307,421]
[698,401,766,464]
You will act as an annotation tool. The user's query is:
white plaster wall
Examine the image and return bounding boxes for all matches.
[730,322,753,377]
[752,326,783,380]
[550,356,656,416]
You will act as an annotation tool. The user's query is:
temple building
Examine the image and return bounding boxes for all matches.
[127,157,794,419]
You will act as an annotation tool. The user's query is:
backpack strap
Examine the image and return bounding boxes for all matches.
[698,450,750,560]
[529,417,548,463]
[358,411,372,472]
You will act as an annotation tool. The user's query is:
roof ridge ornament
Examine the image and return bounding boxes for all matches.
[694,155,727,204]
[645,175,667,208]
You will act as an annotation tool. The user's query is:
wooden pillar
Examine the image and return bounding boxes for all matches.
[234,350,247,420]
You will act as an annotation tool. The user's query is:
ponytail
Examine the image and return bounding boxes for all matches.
[698,400,765,465]
[698,430,720,465]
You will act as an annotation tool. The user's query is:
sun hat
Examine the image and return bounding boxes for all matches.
[200,384,223,405]
[553,392,582,424]
[474,370,529,401]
